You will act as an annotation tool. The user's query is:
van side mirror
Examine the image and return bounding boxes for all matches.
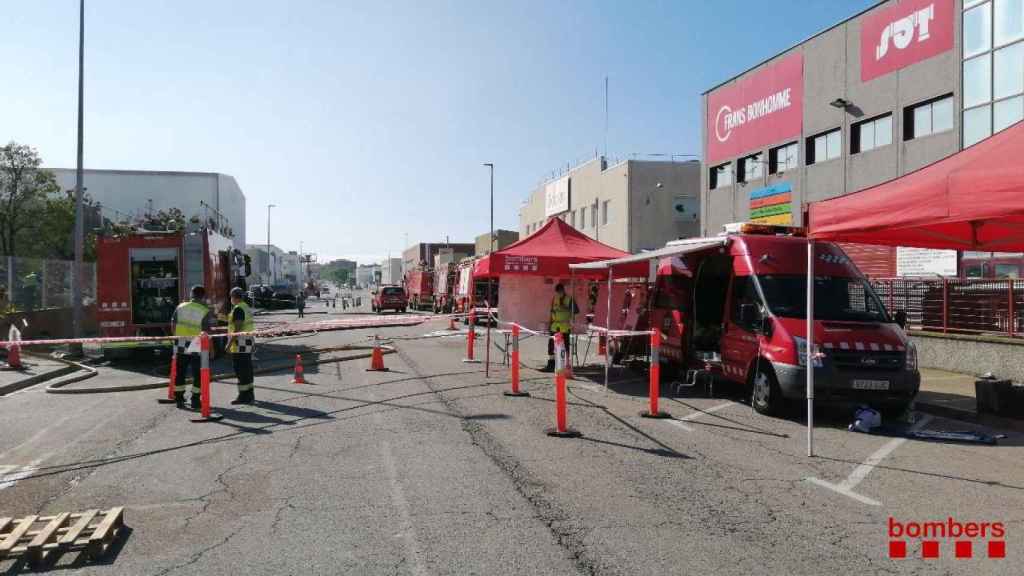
[739,303,759,327]
[894,310,907,329]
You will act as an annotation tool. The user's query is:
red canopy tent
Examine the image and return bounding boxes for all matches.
[802,120,1024,457]
[474,218,647,278]
[810,120,1024,250]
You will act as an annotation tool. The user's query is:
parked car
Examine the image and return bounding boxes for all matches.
[372,285,408,313]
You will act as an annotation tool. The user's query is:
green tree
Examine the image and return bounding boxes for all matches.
[0,142,59,257]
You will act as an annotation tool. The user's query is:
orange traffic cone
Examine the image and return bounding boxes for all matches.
[292,354,307,384]
[6,344,22,370]
[158,354,178,404]
[448,317,457,330]
[367,338,388,372]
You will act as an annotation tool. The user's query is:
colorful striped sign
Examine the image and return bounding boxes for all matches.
[749,182,792,225]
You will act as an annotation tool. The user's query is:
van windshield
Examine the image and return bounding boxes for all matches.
[757,275,890,323]
[382,287,404,296]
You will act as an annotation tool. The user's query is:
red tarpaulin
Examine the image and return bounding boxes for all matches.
[474,218,647,278]
[809,121,1024,250]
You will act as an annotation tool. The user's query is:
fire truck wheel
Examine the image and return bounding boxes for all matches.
[752,365,782,416]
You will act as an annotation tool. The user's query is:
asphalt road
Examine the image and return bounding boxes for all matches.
[1,292,1021,575]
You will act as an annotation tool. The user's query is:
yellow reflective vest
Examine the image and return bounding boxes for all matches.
[174,301,208,337]
[550,294,572,333]
[229,302,255,353]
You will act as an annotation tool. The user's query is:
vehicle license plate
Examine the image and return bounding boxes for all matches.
[852,379,890,391]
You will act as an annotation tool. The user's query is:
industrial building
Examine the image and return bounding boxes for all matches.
[244,244,285,286]
[402,243,474,274]
[356,264,381,288]
[380,258,403,285]
[518,157,701,253]
[475,230,519,256]
[701,0,1020,276]
[50,168,246,251]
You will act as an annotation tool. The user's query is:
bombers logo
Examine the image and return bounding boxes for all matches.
[714,88,793,143]
[876,3,935,61]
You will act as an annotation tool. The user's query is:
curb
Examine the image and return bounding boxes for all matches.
[915,400,1024,434]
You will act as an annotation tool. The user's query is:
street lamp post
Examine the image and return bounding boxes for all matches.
[483,163,494,378]
[70,0,85,354]
[267,204,276,285]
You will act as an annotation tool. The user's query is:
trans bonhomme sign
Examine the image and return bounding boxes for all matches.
[707,53,803,165]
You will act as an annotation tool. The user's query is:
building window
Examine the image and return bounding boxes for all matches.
[709,162,733,189]
[602,200,609,225]
[579,207,586,229]
[964,1,992,58]
[738,153,763,183]
[569,211,576,228]
[591,203,598,227]
[768,142,798,174]
[995,0,1024,46]
[851,113,893,154]
[904,94,954,140]
[806,128,841,165]
[963,0,1024,146]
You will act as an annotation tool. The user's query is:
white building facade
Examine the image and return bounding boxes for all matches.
[50,168,247,250]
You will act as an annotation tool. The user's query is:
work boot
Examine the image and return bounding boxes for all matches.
[190,394,201,410]
[541,358,555,372]
[230,393,246,405]
[175,392,185,409]
[243,390,255,404]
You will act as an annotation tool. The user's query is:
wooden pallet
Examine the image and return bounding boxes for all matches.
[0,507,124,567]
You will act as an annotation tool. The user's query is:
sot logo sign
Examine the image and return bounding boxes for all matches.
[888,517,1006,559]
[861,0,953,82]
[875,4,934,61]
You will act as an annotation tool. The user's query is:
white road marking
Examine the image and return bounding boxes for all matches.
[0,461,40,491]
[665,401,738,432]
[805,414,934,506]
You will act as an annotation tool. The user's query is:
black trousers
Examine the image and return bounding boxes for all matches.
[175,353,201,395]
[547,329,571,356]
[232,353,254,392]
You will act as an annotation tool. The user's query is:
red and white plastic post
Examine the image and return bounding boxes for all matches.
[504,323,529,397]
[191,332,223,422]
[546,332,581,437]
[463,310,480,363]
[641,329,671,418]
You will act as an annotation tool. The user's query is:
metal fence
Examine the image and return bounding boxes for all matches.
[0,256,97,312]
[872,277,1024,338]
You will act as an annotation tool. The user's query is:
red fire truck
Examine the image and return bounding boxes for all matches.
[95,228,249,358]
[404,269,434,311]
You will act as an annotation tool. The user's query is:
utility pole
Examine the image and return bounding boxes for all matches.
[267,204,276,285]
[70,0,85,355]
[483,163,494,377]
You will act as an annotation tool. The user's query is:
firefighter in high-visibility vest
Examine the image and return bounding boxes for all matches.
[171,285,213,409]
[544,283,576,371]
[227,287,256,404]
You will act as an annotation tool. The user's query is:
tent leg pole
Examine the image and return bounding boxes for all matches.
[605,268,613,393]
[571,270,575,369]
[807,239,815,458]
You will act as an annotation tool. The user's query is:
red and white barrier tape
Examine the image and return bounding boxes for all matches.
[0,315,427,348]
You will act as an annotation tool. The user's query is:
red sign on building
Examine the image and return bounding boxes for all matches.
[706,53,803,165]
[860,0,954,82]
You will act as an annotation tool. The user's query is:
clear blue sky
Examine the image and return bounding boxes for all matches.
[1,0,873,264]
